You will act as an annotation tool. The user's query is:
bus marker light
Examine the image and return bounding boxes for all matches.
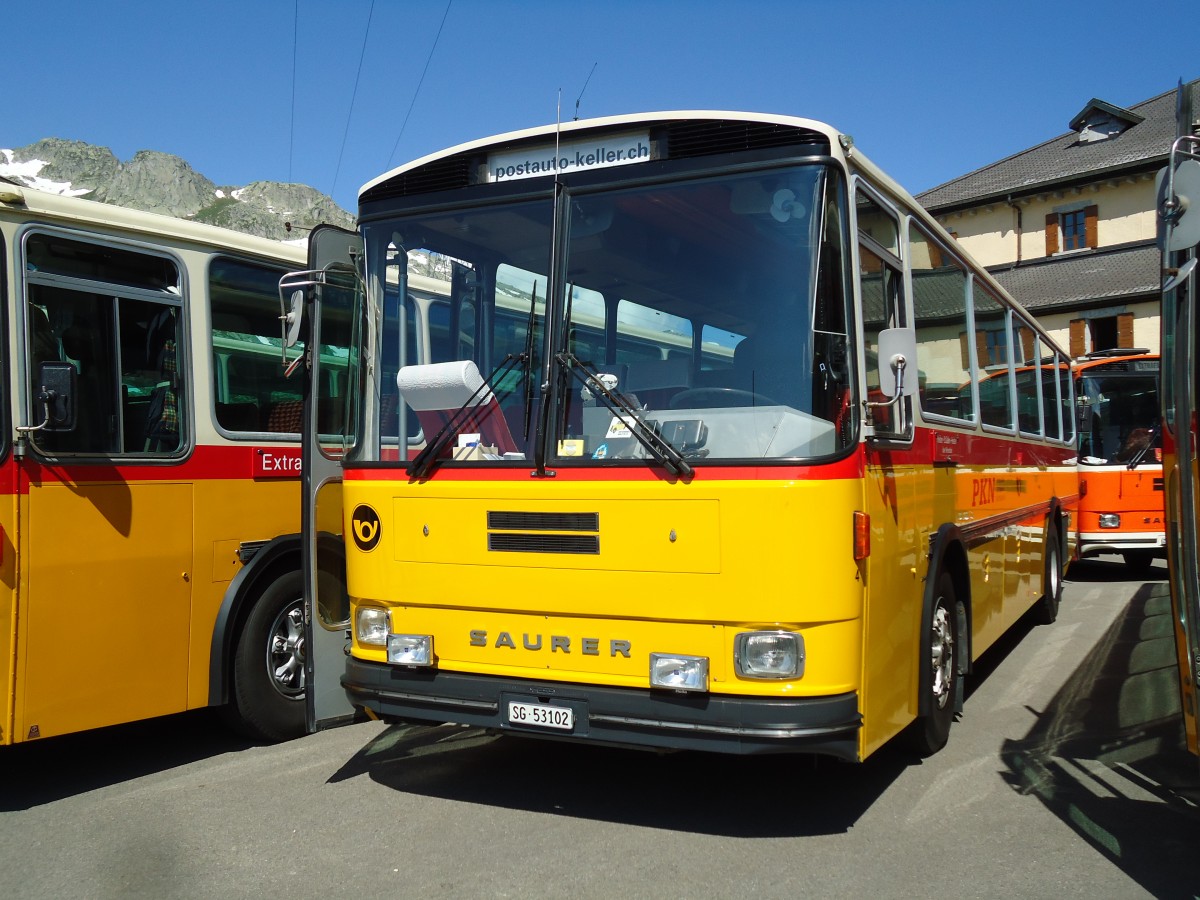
[355,607,389,646]
[854,511,870,560]
[1099,514,1121,529]
[735,632,805,679]
[388,634,433,666]
[649,653,708,692]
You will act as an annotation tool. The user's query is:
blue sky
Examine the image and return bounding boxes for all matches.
[3,0,1193,213]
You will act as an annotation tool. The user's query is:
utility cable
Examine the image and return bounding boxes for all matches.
[386,0,453,171]
[330,0,376,201]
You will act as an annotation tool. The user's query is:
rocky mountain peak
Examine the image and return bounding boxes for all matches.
[0,137,353,242]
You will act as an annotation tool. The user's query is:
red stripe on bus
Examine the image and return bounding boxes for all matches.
[3,444,301,490]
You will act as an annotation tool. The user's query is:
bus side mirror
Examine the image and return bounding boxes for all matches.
[19,362,76,434]
[876,328,917,400]
[282,288,305,349]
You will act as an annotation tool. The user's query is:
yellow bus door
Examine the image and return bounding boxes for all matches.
[17,469,193,741]
[286,224,358,731]
[0,460,16,745]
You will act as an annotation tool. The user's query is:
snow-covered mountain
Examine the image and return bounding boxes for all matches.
[0,138,354,242]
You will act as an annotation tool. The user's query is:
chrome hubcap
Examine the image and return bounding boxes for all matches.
[267,601,306,698]
[930,603,954,710]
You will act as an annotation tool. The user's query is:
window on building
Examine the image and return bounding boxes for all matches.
[1068,313,1135,357]
[1045,205,1097,255]
[1061,210,1086,251]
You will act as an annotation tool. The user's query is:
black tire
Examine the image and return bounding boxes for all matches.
[905,573,958,757]
[227,571,307,742]
[1122,550,1155,579]
[1032,527,1063,625]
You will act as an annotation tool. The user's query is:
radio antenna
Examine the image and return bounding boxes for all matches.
[574,63,597,121]
[555,89,562,181]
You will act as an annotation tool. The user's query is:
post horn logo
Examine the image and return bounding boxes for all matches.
[351,504,381,552]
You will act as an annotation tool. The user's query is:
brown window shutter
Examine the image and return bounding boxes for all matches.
[1045,213,1060,255]
[1020,329,1035,362]
[929,243,944,268]
[1084,205,1098,248]
[1117,312,1134,348]
[1069,318,1087,357]
[960,331,971,369]
[975,329,990,367]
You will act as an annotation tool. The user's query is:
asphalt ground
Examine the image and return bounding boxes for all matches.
[2,555,1198,899]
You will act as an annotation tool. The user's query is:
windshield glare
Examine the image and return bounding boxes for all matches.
[364,164,854,466]
[1077,373,1160,465]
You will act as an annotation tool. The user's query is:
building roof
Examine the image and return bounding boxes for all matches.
[990,242,1160,314]
[918,80,1199,212]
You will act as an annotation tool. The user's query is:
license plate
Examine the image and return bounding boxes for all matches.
[507,700,574,731]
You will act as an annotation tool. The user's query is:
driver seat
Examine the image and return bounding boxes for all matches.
[733,331,798,406]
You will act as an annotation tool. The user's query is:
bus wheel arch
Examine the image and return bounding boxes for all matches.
[211,536,307,742]
[907,527,970,756]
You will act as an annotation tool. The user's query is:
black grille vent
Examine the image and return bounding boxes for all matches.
[487,511,599,532]
[361,155,476,203]
[663,120,828,161]
[488,533,600,554]
[486,509,600,555]
[1088,358,1158,375]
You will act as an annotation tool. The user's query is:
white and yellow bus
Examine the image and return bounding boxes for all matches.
[294,112,1077,760]
[0,181,333,745]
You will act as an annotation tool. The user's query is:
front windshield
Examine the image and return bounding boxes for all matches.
[362,163,853,467]
[1077,372,1160,465]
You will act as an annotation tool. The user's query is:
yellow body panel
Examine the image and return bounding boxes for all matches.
[348,476,864,627]
[7,474,299,744]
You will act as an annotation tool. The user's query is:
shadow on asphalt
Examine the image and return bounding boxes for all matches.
[0,709,254,811]
[330,719,916,837]
[1000,575,1200,898]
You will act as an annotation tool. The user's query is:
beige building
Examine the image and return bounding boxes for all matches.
[917,80,1200,358]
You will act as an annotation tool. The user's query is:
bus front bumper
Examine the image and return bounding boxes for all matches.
[343,658,862,760]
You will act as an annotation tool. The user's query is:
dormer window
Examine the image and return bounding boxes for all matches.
[1068,99,1144,144]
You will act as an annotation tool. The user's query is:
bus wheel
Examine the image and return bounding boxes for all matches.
[1122,551,1155,579]
[1033,528,1063,625]
[906,573,958,757]
[229,571,307,743]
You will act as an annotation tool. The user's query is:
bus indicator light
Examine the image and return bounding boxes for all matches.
[854,511,870,560]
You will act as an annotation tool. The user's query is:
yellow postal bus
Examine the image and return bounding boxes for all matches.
[0,181,328,745]
[293,112,1077,760]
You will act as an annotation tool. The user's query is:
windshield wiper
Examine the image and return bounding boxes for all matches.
[1125,421,1161,470]
[556,351,693,478]
[407,353,527,480]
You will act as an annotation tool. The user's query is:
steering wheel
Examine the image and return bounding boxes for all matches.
[668,387,779,409]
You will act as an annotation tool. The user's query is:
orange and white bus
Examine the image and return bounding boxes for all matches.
[1073,350,1164,574]
[0,181,329,745]
[292,112,1078,760]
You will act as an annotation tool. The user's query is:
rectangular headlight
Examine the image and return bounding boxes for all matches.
[735,631,804,679]
[649,653,708,692]
[1098,513,1121,529]
[355,607,389,646]
[387,633,433,666]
